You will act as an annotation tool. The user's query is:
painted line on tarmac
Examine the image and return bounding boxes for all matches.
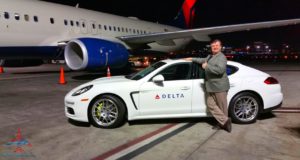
[274,107,300,113]
[184,130,219,160]
[92,123,195,160]
[117,123,195,160]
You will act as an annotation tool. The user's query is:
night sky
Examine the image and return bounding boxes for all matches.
[42,0,300,48]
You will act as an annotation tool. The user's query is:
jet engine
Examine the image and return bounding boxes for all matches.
[64,38,129,70]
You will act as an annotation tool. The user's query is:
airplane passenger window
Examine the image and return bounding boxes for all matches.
[129,28,132,33]
[50,18,54,24]
[24,14,29,21]
[33,16,38,22]
[113,26,116,31]
[126,28,128,32]
[133,29,136,34]
[76,21,79,27]
[15,13,20,20]
[92,24,95,29]
[137,30,139,34]
[104,25,107,30]
[4,12,9,19]
[98,24,102,29]
[117,27,120,32]
[121,27,124,32]
[109,26,112,31]
[70,20,74,26]
[64,19,68,26]
[82,22,85,28]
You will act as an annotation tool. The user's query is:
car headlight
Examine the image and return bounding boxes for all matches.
[72,85,93,96]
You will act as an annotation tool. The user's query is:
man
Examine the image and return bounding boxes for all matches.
[184,39,231,132]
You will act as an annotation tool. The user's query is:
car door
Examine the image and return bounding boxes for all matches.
[139,62,193,116]
[190,63,208,114]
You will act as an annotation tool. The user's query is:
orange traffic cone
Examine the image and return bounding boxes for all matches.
[0,66,4,73]
[107,66,111,77]
[59,66,67,84]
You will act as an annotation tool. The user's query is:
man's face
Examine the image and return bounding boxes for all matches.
[211,41,222,54]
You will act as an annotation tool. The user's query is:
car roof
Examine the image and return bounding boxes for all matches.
[161,59,242,67]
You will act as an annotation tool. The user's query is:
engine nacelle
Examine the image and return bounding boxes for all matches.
[64,38,129,70]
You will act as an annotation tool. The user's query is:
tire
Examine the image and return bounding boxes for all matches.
[88,95,126,128]
[229,92,262,124]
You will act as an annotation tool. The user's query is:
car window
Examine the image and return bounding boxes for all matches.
[226,65,239,75]
[154,63,191,81]
[191,63,205,79]
[128,62,166,80]
[190,63,237,78]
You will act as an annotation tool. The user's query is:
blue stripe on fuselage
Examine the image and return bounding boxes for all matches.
[0,46,63,59]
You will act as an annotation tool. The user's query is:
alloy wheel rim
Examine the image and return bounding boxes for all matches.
[92,98,119,126]
[233,96,259,122]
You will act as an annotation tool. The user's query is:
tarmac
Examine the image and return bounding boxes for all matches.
[0,62,299,160]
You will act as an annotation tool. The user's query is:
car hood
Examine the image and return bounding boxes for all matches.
[91,76,133,85]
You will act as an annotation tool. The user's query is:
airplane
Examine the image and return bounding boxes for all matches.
[0,0,299,70]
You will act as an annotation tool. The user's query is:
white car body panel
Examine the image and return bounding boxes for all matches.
[65,60,283,123]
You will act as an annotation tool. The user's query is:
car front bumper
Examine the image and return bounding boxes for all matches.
[64,96,90,122]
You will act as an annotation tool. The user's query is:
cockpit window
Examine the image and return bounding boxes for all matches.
[127,62,166,80]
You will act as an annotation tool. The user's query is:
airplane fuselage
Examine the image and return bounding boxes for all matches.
[0,0,189,57]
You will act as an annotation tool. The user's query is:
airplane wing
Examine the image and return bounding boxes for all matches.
[118,19,300,45]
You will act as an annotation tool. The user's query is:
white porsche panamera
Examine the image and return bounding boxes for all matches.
[64,59,283,128]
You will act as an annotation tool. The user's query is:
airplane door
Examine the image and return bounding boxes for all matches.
[80,19,88,34]
[139,63,193,115]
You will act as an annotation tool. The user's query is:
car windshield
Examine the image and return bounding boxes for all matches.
[126,61,166,80]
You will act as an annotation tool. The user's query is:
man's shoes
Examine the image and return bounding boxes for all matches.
[222,118,232,133]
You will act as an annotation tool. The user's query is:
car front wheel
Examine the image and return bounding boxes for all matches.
[229,92,261,124]
[88,95,126,128]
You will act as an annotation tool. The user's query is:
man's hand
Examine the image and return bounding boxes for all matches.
[202,62,208,69]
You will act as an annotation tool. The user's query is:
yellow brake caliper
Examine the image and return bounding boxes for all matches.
[96,102,103,118]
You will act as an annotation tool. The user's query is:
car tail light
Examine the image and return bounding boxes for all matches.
[264,77,279,84]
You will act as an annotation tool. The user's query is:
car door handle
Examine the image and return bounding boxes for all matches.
[181,86,191,90]
[230,83,235,87]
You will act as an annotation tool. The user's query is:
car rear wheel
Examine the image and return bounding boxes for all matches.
[229,92,261,124]
[88,95,126,128]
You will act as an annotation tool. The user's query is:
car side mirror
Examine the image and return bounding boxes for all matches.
[152,74,164,83]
